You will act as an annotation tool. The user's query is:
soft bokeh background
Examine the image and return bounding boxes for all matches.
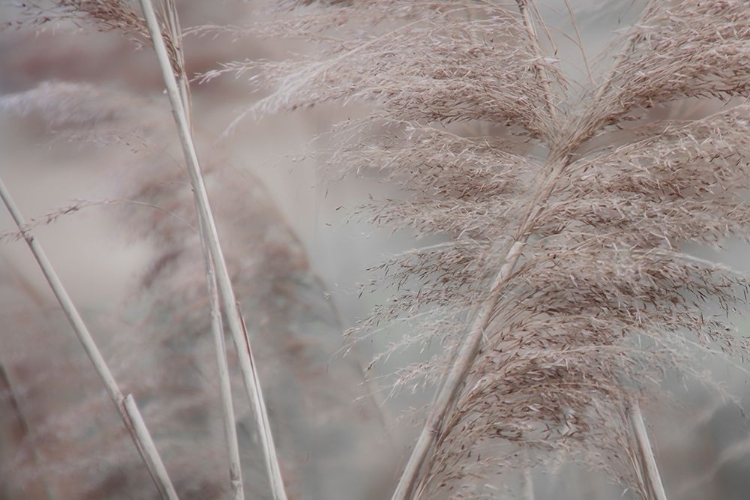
[1,1,750,499]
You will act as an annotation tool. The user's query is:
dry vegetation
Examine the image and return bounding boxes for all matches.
[2,1,750,499]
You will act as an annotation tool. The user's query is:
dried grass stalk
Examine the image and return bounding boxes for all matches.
[136,0,287,497]
[628,399,668,500]
[0,176,179,500]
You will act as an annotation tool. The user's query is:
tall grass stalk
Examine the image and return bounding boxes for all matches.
[199,211,244,500]
[0,175,179,500]
[136,0,287,497]
[628,399,667,500]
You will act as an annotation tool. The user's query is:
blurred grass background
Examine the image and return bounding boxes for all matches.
[1,1,749,499]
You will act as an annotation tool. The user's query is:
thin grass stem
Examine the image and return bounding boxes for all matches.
[0,174,179,500]
[391,152,569,499]
[136,1,287,498]
[197,214,244,500]
[122,395,181,500]
[628,399,668,500]
[517,0,557,120]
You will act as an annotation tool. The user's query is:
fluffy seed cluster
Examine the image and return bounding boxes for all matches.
[228,0,750,496]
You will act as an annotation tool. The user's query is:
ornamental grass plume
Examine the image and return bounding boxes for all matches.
[204,0,750,497]
[4,0,750,499]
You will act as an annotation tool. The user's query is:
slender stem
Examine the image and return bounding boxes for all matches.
[590,3,652,108]
[161,4,244,496]
[391,149,570,500]
[161,0,192,126]
[517,0,557,120]
[390,243,525,500]
[562,0,593,85]
[235,303,286,499]
[0,175,178,500]
[122,395,181,500]
[137,1,287,498]
[628,399,668,500]
[197,215,244,500]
